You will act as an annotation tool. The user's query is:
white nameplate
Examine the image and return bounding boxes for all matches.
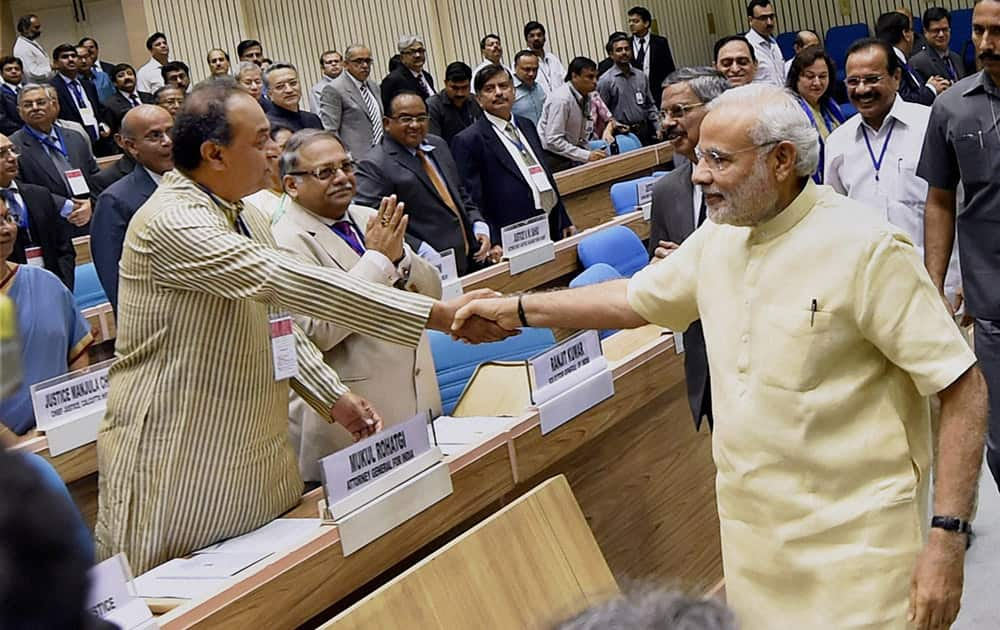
[529,330,614,434]
[433,248,463,300]
[673,331,685,354]
[87,554,155,630]
[638,179,654,220]
[501,215,554,275]
[30,358,114,455]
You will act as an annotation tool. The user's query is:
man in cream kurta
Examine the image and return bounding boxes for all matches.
[453,85,986,630]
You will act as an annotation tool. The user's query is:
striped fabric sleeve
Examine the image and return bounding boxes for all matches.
[290,319,349,414]
[146,202,432,349]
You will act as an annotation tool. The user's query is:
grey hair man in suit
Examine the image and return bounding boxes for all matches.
[91,104,172,311]
[910,7,967,84]
[272,129,442,482]
[649,66,731,431]
[319,44,383,161]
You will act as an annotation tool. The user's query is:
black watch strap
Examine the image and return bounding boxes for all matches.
[931,515,972,535]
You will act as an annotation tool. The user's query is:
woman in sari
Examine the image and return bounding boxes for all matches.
[786,46,846,184]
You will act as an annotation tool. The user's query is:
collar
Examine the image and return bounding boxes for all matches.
[93,60,105,73]
[962,70,1000,98]
[321,74,337,83]
[1,82,18,93]
[408,68,424,79]
[142,166,163,185]
[169,170,244,226]
[484,111,514,130]
[58,72,80,85]
[892,47,908,64]
[613,64,636,77]
[119,89,137,100]
[748,179,817,243]
[287,195,354,230]
[513,76,537,91]
[405,142,436,157]
[1,180,19,194]
[567,83,586,104]
[746,28,774,47]
[634,32,650,44]
[854,95,918,136]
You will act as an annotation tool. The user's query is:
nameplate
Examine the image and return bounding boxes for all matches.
[637,179,654,221]
[537,368,615,435]
[321,412,436,509]
[30,358,114,455]
[87,554,155,630]
[501,215,554,275]
[433,248,463,300]
[530,330,614,434]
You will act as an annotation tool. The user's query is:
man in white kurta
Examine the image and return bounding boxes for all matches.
[452,85,986,630]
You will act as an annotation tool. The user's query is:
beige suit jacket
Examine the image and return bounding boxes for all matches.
[271,200,443,481]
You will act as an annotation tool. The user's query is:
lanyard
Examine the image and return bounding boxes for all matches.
[861,119,897,182]
[797,97,826,184]
[24,124,69,160]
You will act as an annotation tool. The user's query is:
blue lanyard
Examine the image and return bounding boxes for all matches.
[24,124,69,160]
[797,97,826,184]
[861,119,897,182]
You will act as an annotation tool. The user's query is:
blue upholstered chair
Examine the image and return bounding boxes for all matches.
[577,225,649,278]
[614,133,642,154]
[73,263,108,310]
[610,176,659,216]
[825,24,870,80]
[776,31,797,60]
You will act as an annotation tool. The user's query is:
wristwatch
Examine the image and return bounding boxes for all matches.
[930,515,972,535]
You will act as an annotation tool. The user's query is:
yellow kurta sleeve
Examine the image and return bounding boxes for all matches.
[626,221,707,331]
[855,231,977,395]
[291,320,349,414]
[142,201,432,349]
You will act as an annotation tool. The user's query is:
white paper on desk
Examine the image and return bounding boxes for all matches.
[143,552,270,580]
[197,519,323,555]
[133,574,227,600]
[428,416,516,448]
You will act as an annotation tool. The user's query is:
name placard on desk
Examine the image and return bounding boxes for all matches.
[432,248,463,300]
[320,412,452,555]
[637,179,655,221]
[501,215,555,275]
[30,358,114,455]
[529,330,614,435]
[88,554,156,629]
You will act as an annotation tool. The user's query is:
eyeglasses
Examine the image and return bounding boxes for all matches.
[0,146,20,159]
[347,58,373,66]
[403,48,426,56]
[845,74,885,88]
[271,79,299,91]
[660,102,704,120]
[388,114,430,125]
[289,161,357,180]
[751,13,777,22]
[927,27,951,36]
[139,130,171,144]
[694,141,779,171]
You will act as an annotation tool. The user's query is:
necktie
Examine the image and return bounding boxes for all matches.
[418,73,434,98]
[636,38,646,67]
[697,193,707,227]
[331,220,365,256]
[504,122,557,212]
[68,80,86,107]
[943,56,957,81]
[1,188,23,225]
[358,83,383,144]
[417,150,469,255]
[129,93,140,108]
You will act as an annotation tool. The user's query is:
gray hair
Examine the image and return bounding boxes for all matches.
[708,83,820,177]
[397,34,424,52]
[553,587,737,630]
[279,128,346,179]
[235,60,261,79]
[263,62,297,87]
[16,83,48,105]
[344,44,370,60]
[662,66,732,103]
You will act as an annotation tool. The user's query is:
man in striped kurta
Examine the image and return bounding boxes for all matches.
[95,82,503,574]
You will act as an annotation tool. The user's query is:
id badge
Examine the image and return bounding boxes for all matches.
[65,169,91,197]
[25,246,44,267]
[269,314,298,381]
[78,102,98,128]
[528,165,553,192]
[635,91,645,105]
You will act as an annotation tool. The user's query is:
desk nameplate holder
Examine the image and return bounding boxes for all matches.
[637,179,654,221]
[501,215,555,275]
[30,358,115,455]
[433,248,464,300]
[320,412,452,556]
[88,554,156,629]
[528,330,615,435]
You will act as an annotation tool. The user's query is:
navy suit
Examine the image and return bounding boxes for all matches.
[451,115,573,244]
[898,63,936,106]
[102,90,155,132]
[91,166,157,310]
[0,85,22,136]
[7,182,76,289]
[49,74,117,156]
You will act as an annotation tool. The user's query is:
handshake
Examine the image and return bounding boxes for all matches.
[428,289,523,344]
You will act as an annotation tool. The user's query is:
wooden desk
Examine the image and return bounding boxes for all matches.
[74,236,92,265]
[154,327,721,629]
[97,155,120,170]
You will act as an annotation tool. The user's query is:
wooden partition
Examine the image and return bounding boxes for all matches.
[151,326,721,629]
[321,475,619,630]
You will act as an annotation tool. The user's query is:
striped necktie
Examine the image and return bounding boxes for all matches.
[358,83,383,144]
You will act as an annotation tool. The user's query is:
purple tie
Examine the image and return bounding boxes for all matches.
[331,221,365,256]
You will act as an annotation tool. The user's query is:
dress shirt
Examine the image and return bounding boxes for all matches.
[309,75,337,113]
[13,36,49,82]
[745,28,786,86]
[628,180,976,628]
[119,90,143,109]
[632,33,651,76]
[58,74,99,136]
[535,51,566,95]
[319,212,412,283]
[142,167,163,185]
[825,96,960,302]
[537,82,592,163]
[136,58,164,94]
[596,64,659,128]
[483,111,545,211]
[512,77,546,126]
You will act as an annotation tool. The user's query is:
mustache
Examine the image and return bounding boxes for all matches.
[662,126,684,141]
[980,52,1000,62]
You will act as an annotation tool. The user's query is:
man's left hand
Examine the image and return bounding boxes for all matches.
[330,392,383,441]
[68,199,92,227]
[473,234,491,263]
[908,530,966,630]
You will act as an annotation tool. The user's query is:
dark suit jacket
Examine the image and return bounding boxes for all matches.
[92,166,157,310]
[380,65,436,111]
[898,62,936,106]
[97,60,117,76]
[354,134,483,275]
[102,90,155,132]
[92,153,135,196]
[48,74,117,156]
[910,47,967,83]
[0,85,22,136]
[451,115,573,245]
[633,34,676,108]
[648,156,712,431]
[7,182,76,289]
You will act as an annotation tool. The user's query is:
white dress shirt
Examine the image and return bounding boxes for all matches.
[136,58,164,94]
[309,74,337,113]
[824,96,961,301]
[632,33,651,76]
[13,36,50,82]
[535,51,566,95]
[484,111,546,211]
[745,28,786,86]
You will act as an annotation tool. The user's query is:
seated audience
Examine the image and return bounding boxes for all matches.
[427,61,482,144]
[92,105,173,311]
[381,35,436,109]
[319,44,383,160]
[512,50,546,126]
[0,56,25,136]
[102,63,155,132]
[137,31,169,94]
[524,21,565,94]
[910,7,967,83]
[206,47,231,77]
[714,35,758,87]
[160,60,191,92]
[264,63,322,132]
[153,84,185,118]
[0,193,91,435]
[875,11,946,105]
[309,50,342,112]
[244,124,294,219]
[0,133,75,288]
[538,56,606,171]
[597,33,659,146]
[786,47,845,184]
[452,64,574,256]
[272,129,442,482]
[355,92,490,275]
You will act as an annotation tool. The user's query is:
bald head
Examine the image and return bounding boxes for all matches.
[120,104,174,174]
